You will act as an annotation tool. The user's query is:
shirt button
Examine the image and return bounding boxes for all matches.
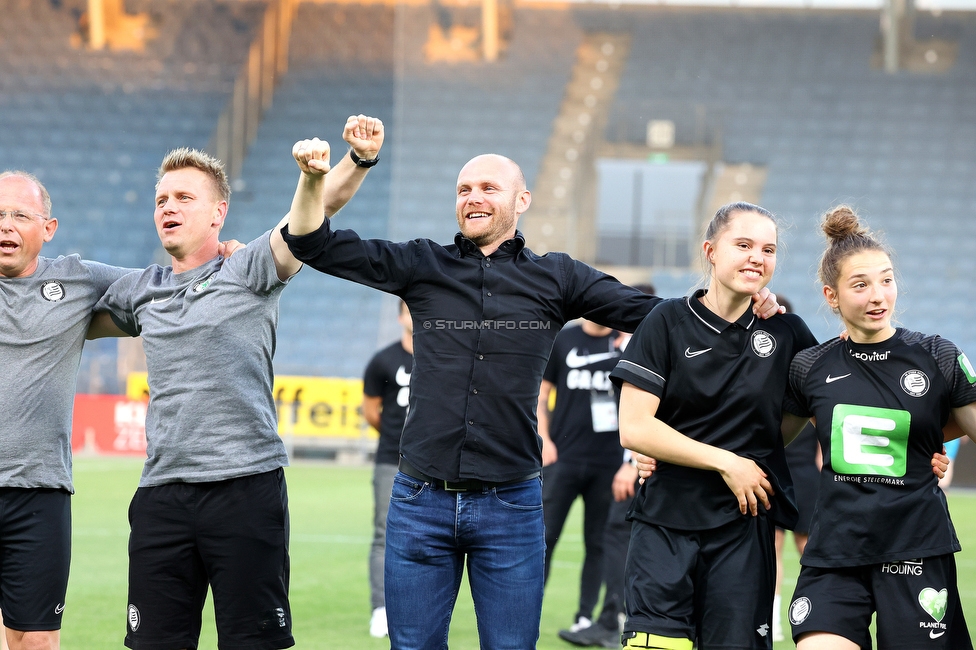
[486,292,492,297]
[477,354,484,360]
[473,389,478,394]
[468,420,474,425]
[485,263,491,268]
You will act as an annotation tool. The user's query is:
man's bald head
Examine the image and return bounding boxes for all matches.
[455,154,532,254]
[458,154,526,192]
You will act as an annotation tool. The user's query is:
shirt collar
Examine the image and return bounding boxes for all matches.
[454,231,527,259]
[687,289,756,334]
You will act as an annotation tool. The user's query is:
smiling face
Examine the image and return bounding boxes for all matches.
[824,249,897,343]
[154,168,226,269]
[704,210,777,299]
[455,155,531,254]
[0,174,58,278]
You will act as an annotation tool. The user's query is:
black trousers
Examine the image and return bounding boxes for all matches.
[543,460,619,622]
[594,486,636,631]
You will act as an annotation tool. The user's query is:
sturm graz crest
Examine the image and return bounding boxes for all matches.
[751,330,776,357]
[41,280,65,301]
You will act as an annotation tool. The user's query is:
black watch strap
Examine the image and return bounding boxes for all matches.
[349,149,379,168]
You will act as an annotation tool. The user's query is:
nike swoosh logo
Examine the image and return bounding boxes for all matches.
[150,295,173,304]
[825,373,852,383]
[684,347,712,358]
[55,603,65,614]
[930,630,945,639]
[566,348,620,369]
[395,366,411,386]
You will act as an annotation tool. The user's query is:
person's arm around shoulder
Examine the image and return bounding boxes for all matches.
[951,402,976,446]
[781,413,811,446]
[87,311,128,339]
[618,382,774,516]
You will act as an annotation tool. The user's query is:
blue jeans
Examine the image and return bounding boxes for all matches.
[385,472,545,649]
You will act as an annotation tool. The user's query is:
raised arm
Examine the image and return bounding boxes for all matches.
[270,115,385,280]
[618,382,773,516]
[322,114,384,219]
[268,138,329,280]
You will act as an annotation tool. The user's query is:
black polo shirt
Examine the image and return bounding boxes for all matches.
[543,324,623,467]
[363,341,412,466]
[282,221,659,482]
[785,329,976,567]
[609,290,817,530]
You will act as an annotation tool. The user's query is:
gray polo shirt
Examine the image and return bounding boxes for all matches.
[95,231,292,487]
[0,255,131,492]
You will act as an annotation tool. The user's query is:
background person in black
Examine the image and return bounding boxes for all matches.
[555,282,657,650]
[281,139,782,648]
[784,206,976,650]
[361,300,412,638]
[610,202,818,650]
[537,319,623,640]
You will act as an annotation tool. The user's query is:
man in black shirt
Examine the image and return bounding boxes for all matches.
[281,125,780,648]
[361,300,412,638]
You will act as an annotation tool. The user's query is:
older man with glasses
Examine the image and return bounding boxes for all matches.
[0,171,135,650]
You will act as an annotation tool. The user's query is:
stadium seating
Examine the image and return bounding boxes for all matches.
[4,0,974,382]
[598,8,976,352]
[0,0,263,390]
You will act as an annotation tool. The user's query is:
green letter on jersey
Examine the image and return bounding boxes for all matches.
[960,353,976,385]
[830,404,911,477]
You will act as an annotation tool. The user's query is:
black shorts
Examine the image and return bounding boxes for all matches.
[0,488,71,632]
[124,469,294,650]
[790,555,972,649]
[623,514,776,649]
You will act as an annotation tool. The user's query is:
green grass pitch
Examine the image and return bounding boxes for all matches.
[62,457,976,648]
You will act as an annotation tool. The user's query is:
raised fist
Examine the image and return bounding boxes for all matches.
[293,138,331,176]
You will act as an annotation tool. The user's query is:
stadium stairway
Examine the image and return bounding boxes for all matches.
[233,2,581,377]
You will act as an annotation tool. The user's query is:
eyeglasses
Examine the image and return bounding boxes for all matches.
[0,210,47,224]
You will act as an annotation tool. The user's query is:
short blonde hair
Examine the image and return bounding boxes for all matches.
[157,148,231,203]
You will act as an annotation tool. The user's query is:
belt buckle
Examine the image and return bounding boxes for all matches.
[443,480,466,492]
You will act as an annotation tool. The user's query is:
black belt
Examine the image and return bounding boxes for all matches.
[398,458,540,492]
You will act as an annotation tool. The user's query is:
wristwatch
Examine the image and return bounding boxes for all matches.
[349,149,379,168]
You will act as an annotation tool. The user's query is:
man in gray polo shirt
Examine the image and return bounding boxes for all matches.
[0,170,134,650]
[89,115,384,650]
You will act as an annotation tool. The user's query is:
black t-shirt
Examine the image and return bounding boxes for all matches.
[610,291,818,531]
[363,341,412,466]
[785,329,976,567]
[543,324,623,467]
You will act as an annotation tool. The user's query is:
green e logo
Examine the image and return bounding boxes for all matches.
[830,404,911,477]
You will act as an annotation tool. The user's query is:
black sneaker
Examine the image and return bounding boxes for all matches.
[557,623,619,648]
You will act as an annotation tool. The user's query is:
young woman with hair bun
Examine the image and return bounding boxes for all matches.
[784,205,976,649]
